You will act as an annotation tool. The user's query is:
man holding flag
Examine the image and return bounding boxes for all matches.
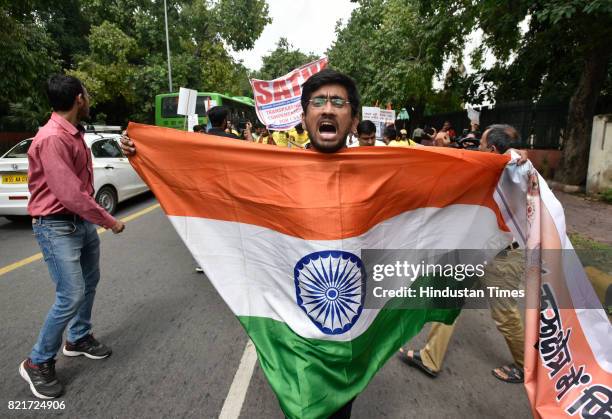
[121,68,362,417]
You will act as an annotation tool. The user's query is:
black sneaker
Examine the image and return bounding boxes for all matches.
[63,334,112,359]
[19,358,63,399]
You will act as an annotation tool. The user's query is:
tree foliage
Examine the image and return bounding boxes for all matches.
[72,0,270,124]
[0,3,60,130]
[328,0,436,109]
[1,0,270,128]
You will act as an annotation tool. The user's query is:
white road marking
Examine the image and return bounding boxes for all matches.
[219,340,258,419]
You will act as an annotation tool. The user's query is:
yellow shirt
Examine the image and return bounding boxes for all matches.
[256,134,273,145]
[388,139,418,147]
[287,128,310,148]
[271,131,289,147]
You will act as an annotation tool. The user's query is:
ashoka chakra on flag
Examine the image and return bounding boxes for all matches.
[294,251,366,335]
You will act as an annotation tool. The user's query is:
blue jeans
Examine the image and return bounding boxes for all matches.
[29,218,101,364]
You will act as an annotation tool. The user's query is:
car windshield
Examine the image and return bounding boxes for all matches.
[3,139,32,158]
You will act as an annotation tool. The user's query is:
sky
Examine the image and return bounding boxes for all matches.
[231,0,358,71]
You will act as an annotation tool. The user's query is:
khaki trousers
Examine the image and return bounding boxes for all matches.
[420,249,525,372]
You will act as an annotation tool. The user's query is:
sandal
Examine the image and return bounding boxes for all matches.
[492,364,524,383]
[398,348,439,378]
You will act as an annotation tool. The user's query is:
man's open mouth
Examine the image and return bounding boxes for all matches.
[318,121,338,139]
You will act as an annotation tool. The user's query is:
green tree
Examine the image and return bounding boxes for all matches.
[327,0,452,124]
[425,65,467,116]
[253,38,319,80]
[417,0,612,185]
[71,0,270,124]
[0,0,270,128]
[0,2,61,130]
[70,21,139,105]
[33,0,90,69]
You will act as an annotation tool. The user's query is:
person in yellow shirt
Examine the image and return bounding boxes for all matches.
[388,128,418,147]
[225,121,241,138]
[271,130,289,147]
[287,123,310,148]
[256,126,275,145]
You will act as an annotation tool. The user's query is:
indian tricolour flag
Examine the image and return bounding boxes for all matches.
[127,123,611,419]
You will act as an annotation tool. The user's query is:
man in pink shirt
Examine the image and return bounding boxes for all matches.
[19,74,125,399]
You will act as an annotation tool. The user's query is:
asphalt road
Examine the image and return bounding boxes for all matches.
[0,193,532,419]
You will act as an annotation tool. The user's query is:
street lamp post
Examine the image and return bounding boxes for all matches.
[164,0,173,92]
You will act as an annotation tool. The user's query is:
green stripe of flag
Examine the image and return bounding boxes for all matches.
[239,304,459,419]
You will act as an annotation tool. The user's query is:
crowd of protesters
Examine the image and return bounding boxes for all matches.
[192,105,492,153]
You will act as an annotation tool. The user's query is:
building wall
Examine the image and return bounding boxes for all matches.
[587,114,612,193]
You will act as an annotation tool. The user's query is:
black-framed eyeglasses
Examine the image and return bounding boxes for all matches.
[309,96,351,108]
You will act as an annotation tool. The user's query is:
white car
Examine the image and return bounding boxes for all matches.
[0,133,149,220]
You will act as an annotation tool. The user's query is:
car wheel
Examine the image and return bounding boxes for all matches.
[96,186,117,215]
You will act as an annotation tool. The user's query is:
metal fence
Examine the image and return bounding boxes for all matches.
[422,101,568,149]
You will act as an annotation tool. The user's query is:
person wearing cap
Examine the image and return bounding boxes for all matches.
[388,128,418,147]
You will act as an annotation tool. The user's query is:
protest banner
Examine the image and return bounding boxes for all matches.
[361,106,380,122]
[467,106,480,125]
[250,58,328,131]
[361,107,396,139]
[361,106,381,138]
[187,114,199,132]
[380,109,396,126]
[177,87,197,116]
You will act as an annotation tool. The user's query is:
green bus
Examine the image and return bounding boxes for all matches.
[155,92,257,130]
